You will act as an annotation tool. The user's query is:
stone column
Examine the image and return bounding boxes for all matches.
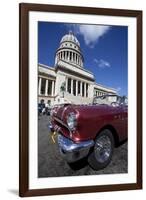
[51,81,54,96]
[79,56,81,66]
[71,79,73,94]
[63,51,64,60]
[38,77,42,95]
[81,60,83,66]
[76,80,78,96]
[72,52,74,62]
[71,52,73,62]
[68,51,70,61]
[83,83,86,97]
[45,79,48,96]
[77,55,79,64]
[66,51,67,60]
[63,51,65,60]
[78,55,80,65]
[75,54,77,64]
[64,51,66,60]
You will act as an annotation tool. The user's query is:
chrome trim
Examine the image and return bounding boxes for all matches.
[54,117,69,129]
[58,134,94,163]
[54,117,73,137]
[61,106,68,121]
[49,124,53,129]
[94,135,112,163]
[49,124,54,132]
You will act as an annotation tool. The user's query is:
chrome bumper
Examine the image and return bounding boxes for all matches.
[49,124,54,132]
[58,134,94,163]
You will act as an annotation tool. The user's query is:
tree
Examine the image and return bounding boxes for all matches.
[60,81,66,98]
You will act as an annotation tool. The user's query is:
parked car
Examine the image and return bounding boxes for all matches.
[49,95,128,170]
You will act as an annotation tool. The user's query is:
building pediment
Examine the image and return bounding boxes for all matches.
[38,64,56,78]
[94,83,117,94]
[56,60,95,82]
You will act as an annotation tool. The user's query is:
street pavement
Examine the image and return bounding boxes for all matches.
[38,115,128,177]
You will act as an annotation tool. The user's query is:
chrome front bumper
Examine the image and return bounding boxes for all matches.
[57,134,94,163]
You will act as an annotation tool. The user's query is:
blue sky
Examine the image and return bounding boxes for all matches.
[38,22,128,96]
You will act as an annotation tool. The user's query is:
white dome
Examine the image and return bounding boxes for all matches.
[60,31,80,47]
[55,31,84,68]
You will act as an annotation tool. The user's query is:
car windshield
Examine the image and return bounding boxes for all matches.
[93,95,128,106]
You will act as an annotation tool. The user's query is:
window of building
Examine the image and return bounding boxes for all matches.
[82,82,84,97]
[48,80,52,95]
[67,51,69,59]
[70,52,72,61]
[73,80,76,96]
[86,84,88,97]
[78,81,80,95]
[67,78,71,93]
[41,78,46,95]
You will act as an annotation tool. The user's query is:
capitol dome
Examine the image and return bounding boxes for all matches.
[60,31,80,47]
[55,31,84,68]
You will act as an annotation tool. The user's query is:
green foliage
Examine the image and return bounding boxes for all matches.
[60,81,66,92]
[60,81,66,97]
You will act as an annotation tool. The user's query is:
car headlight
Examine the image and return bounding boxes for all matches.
[67,112,77,130]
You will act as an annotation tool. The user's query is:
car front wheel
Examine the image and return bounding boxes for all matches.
[88,129,114,170]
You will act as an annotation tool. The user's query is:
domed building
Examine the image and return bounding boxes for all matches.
[55,31,84,67]
[38,31,116,105]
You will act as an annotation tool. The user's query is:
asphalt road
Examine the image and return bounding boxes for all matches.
[38,115,128,178]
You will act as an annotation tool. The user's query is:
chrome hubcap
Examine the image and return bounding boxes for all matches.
[94,135,112,163]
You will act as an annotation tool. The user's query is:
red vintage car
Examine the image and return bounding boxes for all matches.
[49,95,128,170]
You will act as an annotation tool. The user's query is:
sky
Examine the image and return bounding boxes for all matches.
[38,22,128,96]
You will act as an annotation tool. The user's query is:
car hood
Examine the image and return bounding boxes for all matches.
[54,104,110,122]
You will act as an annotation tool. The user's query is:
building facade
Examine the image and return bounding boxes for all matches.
[38,31,116,105]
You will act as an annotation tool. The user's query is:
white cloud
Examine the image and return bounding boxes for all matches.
[94,58,111,69]
[65,24,111,47]
[78,25,110,47]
